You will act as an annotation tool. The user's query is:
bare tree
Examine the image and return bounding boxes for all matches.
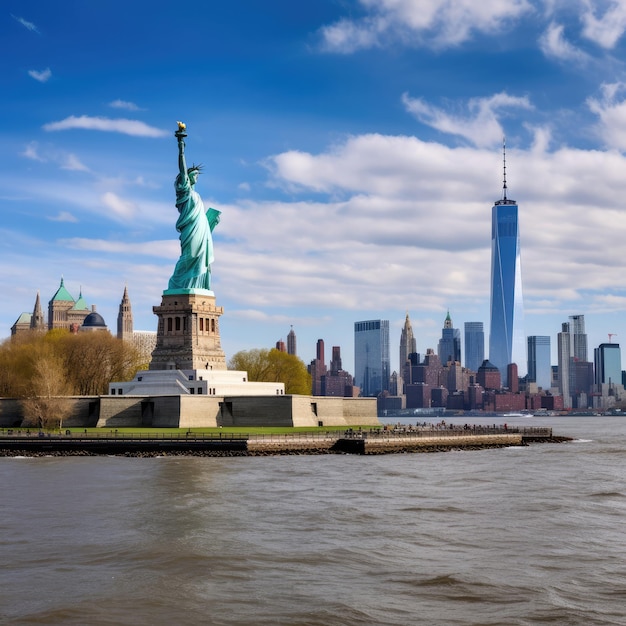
[20,349,73,429]
[60,333,142,395]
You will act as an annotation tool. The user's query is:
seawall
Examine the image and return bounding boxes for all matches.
[0,427,569,456]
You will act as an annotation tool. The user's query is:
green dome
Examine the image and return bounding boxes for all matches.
[51,277,75,303]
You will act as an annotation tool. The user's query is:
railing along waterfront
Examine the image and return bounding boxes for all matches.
[0,425,552,445]
[339,426,552,439]
[0,430,247,443]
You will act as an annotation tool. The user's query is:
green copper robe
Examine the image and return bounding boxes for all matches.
[168,173,221,291]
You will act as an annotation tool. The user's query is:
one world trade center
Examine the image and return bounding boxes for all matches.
[489,141,524,387]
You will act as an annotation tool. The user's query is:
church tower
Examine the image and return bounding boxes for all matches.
[30,291,46,331]
[117,286,134,340]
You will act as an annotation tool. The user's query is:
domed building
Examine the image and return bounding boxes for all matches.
[11,279,92,337]
[11,283,157,362]
[79,306,109,333]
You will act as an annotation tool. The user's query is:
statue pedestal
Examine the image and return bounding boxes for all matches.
[149,293,227,371]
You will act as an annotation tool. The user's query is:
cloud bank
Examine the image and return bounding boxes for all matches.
[319,0,532,52]
[43,116,167,138]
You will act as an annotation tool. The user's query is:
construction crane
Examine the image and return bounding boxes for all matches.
[608,333,617,343]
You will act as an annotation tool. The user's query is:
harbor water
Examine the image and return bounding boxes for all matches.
[1,416,625,625]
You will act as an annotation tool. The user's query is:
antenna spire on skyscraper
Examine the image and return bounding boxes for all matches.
[502,136,507,201]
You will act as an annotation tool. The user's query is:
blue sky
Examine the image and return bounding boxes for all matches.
[4,0,626,375]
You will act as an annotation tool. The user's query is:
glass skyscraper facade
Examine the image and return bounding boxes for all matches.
[557,323,572,408]
[464,322,484,372]
[489,196,524,387]
[568,314,587,362]
[527,335,551,390]
[354,319,390,397]
[594,343,622,386]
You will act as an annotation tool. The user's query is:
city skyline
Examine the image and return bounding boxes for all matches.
[5,2,626,374]
[11,279,623,382]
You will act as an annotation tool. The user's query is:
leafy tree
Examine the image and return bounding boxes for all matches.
[228,348,312,395]
[229,349,272,381]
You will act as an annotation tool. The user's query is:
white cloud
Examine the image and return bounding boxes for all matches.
[228,309,323,324]
[259,132,626,323]
[28,68,51,83]
[587,82,626,149]
[581,0,626,49]
[539,22,590,62]
[49,211,78,223]
[526,124,553,154]
[43,115,167,138]
[61,154,90,172]
[320,17,382,53]
[101,192,138,219]
[21,142,46,162]
[59,238,177,257]
[132,176,160,189]
[11,14,39,33]
[109,99,143,111]
[319,0,532,51]
[19,143,89,172]
[8,127,626,363]
[402,92,533,147]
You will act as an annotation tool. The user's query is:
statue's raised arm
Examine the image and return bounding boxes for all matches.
[175,121,188,182]
[165,122,221,295]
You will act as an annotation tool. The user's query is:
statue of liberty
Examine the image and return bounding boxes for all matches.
[166,122,221,294]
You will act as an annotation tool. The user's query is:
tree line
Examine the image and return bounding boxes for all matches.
[0,330,143,428]
[0,334,311,428]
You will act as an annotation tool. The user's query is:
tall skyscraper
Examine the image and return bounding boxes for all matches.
[287,326,297,356]
[568,314,587,362]
[464,322,484,372]
[437,311,461,365]
[323,346,354,397]
[568,315,589,405]
[316,338,325,365]
[594,343,622,386]
[399,312,417,394]
[308,339,327,396]
[489,141,524,386]
[557,323,571,408]
[527,335,551,389]
[354,319,390,397]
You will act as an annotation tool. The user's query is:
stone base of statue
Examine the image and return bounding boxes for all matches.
[148,291,227,371]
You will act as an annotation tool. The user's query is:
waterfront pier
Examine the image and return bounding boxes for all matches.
[0,426,568,456]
